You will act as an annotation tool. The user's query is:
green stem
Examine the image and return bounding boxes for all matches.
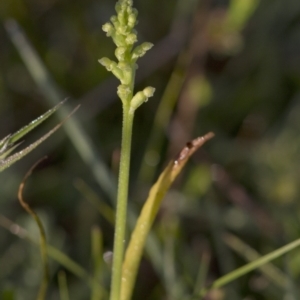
[199,237,300,297]
[110,104,134,300]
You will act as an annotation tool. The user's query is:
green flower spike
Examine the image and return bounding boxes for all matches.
[99,1,156,300]
[99,0,155,108]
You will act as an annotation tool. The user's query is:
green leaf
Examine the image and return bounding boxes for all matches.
[120,132,214,300]
[199,237,300,297]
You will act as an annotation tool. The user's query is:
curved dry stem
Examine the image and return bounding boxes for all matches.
[18,157,50,300]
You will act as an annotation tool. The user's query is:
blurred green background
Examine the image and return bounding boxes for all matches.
[1,0,300,299]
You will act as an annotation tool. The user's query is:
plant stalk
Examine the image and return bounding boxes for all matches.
[110,103,134,300]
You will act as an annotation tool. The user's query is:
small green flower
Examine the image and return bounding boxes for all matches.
[115,46,127,62]
[130,87,156,113]
[131,42,153,61]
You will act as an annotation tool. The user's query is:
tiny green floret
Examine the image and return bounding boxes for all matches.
[130,86,156,113]
[131,42,153,61]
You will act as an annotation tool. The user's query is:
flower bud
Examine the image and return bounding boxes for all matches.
[126,33,137,45]
[131,42,153,61]
[124,0,133,12]
[128,13,137,28]
[102,23,114,37]
[98,57,115,71]
[118,10,126,27]
[131,8,138,17]
[115,2,121,13]
[117,25,129,35]
[143,86,155,99]
[99,57,123,80]
[110,16,119,29]
[115,47,127,61]
[130,86,155,112]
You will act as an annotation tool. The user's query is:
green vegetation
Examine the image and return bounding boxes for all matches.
[1,0,300,299]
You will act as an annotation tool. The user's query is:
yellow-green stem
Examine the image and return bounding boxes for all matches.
[110,104,134,300]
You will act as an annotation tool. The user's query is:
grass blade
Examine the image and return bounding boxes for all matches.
[223,233,289,288]
[200,237,300,297]
[0,100,65,160]
[0,105,79,172]
[18,157,50,300]
[0,214,107,295]
[74,179,115,225]
[58,271,70,300]
[9,100,66,145]
[91,226,104,300]
[121,132,214,300]
[193,251,211,295]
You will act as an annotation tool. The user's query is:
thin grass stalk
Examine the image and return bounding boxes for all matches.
[224,233,289,288]
[205,192,240,299]
[0,215,107,294]
[91,226,104,300]
[17,158,50,300]
[193,251,211,296]
[200,238,300,297]
[58,271,70,300]
[74,179,115,225]
[110,105,134,300]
